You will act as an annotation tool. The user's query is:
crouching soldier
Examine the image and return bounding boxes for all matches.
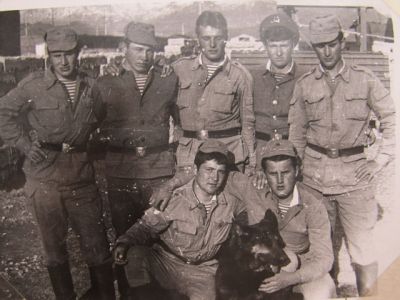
[0,27,115,299]
[113,140,247,300]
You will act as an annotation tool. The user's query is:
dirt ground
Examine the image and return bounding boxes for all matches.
[0,158,397,300]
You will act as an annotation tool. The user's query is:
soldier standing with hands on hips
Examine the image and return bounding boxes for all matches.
[288,15,396,297]
[92,21,179,299]
[0,27,115,300]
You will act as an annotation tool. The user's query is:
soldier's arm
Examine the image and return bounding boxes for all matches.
[296,199,333,283]
[238,67,256,172]
[288,83,308,159]
[0,77,46,163]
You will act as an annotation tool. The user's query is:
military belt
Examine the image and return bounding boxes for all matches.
[40,142,87,153]
[183,127,241,140]
[158,241,203,265]
[255,132,288,141]
[306,143,364,159]
[107,143,170,157]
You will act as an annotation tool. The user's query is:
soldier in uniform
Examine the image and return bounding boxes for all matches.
[252,13,307,171]
[288,15,396,296]
[92,22,179,299]
[172,10,256,175]
[0,27,115,299]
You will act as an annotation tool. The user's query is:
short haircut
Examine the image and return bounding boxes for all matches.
[262,27,296,43]
[194,151,229,169]
[195,10,228,39]
[261,154,302,180]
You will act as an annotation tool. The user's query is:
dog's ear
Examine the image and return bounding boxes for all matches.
[232,222,249,237]
[262,209,278,228]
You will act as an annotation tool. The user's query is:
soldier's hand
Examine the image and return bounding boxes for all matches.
[259,271,298,293]
[355,160,385,182]
[245,165,256,177]
[103,57,123,76]
[27,141,47,164]
[113,244,129,265]
[149,185,174,211]
[252,170,268,190]
[161,64,173,78]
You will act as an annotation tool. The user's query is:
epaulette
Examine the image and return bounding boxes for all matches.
[350,64,375,77]
[171,55,196,66]
[296,67,316,83]
[17,70,44,87]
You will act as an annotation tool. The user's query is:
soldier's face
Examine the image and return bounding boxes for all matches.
[197,25,227,63]
[265,39,294,69]
[124,42,154,74]
[264,158,297,200]
[313,38,345,70]
[194,159,227,196]
[49,50,78,80]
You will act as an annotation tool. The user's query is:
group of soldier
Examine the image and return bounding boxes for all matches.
[0,7,395,300]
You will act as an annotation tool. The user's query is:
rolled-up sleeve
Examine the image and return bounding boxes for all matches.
[0,80,32,154]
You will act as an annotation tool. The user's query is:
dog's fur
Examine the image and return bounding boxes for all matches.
[215,209,303,300]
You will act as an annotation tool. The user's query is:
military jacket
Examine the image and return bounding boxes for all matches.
[251,62,307,168]
[93,67,178,179]
[172,55,256,167]
[117,179,247,264]
[288,63,395,194]
[0,69,102,186]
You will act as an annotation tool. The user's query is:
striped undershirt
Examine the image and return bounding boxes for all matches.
[135,73,148,95]
[199,54,226,80]
[266,59,294,84]
[276,185,299,218]
[203,195,217,215]
[58,77,77,103]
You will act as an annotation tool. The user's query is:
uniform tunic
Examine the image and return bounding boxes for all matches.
[172,55,256,167]
[0,69,110,266]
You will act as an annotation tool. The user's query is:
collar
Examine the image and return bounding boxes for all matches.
[44,68,82,90]
[188,179,226,210]
[266,59,295,75]
[193,54,230,74]
[315,58,349,82]
[288,185,300,207]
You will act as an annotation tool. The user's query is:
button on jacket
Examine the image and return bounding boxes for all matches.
[226,172,333,285]
[117,179,247,264]
[288,63,395,194]
[93,67,179,179]
[251,62,307,167]
[172,56,256,166]
[0,69,102,185]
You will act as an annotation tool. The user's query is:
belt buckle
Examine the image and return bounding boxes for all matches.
[62,143,74,153]
[135,146,147,157]
[327,148,339,158]
[197,129,209,140]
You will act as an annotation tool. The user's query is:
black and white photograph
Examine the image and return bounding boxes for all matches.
[0,0,398,299]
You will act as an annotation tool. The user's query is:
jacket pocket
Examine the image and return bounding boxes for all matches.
[177,80,192,109]
[344,90,369,120]
[33,98,63,128]
[211,83,235,113]
[171,220,198,248]
[304,93,326,121]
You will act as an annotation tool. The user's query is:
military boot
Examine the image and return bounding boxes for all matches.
[354,262,378,297]
[47,262,76,300]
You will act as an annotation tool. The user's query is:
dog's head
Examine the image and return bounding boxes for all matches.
[232,209,290,274]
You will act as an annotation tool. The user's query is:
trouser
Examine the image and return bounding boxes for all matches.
[292,273,336,300]
[125,245,218,300]
[322,186,378,266]
[107,176,172,298]
[26,180,111,267]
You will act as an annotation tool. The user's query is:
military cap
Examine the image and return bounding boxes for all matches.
[309,14,342,44]
[261,139,297,159]
[44,26,78,52]
[124,22,157,47]
[259,12,299,44]
[198,140,229,156]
